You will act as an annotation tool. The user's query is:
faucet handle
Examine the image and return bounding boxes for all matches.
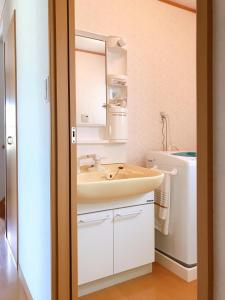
[95,155,107,162]
[78,153,97,161]
[94,156,108,172]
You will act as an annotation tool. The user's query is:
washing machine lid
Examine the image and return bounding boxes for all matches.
[172,152,197,158]
[146,151,197,167]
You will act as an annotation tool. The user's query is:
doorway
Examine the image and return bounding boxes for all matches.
[0,11,18,266]
[0,9,25,300]
[5,11,18,265]
[50,0,213,299]
[75,1,197,299]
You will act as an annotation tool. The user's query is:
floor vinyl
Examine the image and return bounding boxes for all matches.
[80,263,197,300]
[0,218,27,300]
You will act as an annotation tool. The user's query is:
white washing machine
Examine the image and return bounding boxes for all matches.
[146,151,197,268]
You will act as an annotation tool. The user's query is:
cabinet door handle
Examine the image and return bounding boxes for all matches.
[78,215,110,224]
[114,210,143,219]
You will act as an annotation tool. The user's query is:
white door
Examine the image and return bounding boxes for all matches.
[0,41,5,203]
[114,204,154,274]
[78,210,114,285]
[5,14,18,264]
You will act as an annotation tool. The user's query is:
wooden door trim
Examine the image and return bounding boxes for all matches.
[49,0,72,299]
[197,1,213,299]
[68,0,78,298]
[158,0,197,13]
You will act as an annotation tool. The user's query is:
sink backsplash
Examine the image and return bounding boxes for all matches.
[77,125,127,165]
[77,143,127,165]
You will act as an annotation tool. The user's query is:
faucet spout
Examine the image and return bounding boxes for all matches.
[77,154,103,173]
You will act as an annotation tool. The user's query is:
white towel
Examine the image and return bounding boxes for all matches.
[154,173,171,235]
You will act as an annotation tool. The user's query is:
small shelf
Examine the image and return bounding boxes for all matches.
[107,83,127,87]
[107,74,128,87]
[77,139,127,145]
[78,140,109,145]
[77,123,106,127]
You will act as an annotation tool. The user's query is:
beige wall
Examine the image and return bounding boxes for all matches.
[0,0,5,20]
[213,0,225,299]
[75,0,196,165]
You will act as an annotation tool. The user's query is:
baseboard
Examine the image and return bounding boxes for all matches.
[78,263,152,297]
[18,265,33,300]
[155,250,197,282]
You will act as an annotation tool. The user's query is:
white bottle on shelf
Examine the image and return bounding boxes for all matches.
[107,106,128,142]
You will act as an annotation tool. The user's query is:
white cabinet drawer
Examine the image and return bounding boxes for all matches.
[114,204,154,274]
[78,210,114,285]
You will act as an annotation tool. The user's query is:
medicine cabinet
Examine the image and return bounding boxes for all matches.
[75,31,128,143]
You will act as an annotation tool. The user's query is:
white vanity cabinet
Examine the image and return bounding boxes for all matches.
[78,210,114,285]
[114,204,154,274]
[77,193,155,287]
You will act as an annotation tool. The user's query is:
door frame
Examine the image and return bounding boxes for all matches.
[49,0,214,300]
[4,10,18,267]
[49,0,77,299]
[197,1,213,299]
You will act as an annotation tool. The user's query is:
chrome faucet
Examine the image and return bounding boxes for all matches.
[77,154,102,173]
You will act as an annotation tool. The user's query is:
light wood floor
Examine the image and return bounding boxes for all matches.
[0,215,197,300]
[0,218,27,300]
[80,263,197,300]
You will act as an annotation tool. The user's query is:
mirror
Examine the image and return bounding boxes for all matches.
[75,33,107,126]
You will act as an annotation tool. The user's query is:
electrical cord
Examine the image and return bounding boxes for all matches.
[161,117,166,151]
[161,115,168,151]
[161,113,179,151]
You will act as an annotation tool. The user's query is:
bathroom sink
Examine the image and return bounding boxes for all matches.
[77,164,164,203]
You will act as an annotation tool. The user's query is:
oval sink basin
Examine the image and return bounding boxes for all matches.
[77,164,164,203]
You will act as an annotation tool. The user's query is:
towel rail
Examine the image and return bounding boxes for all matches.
[153,165,178,176]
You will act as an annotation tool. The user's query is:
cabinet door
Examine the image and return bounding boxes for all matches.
[78,210,114,285]
[114,204,154,274]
